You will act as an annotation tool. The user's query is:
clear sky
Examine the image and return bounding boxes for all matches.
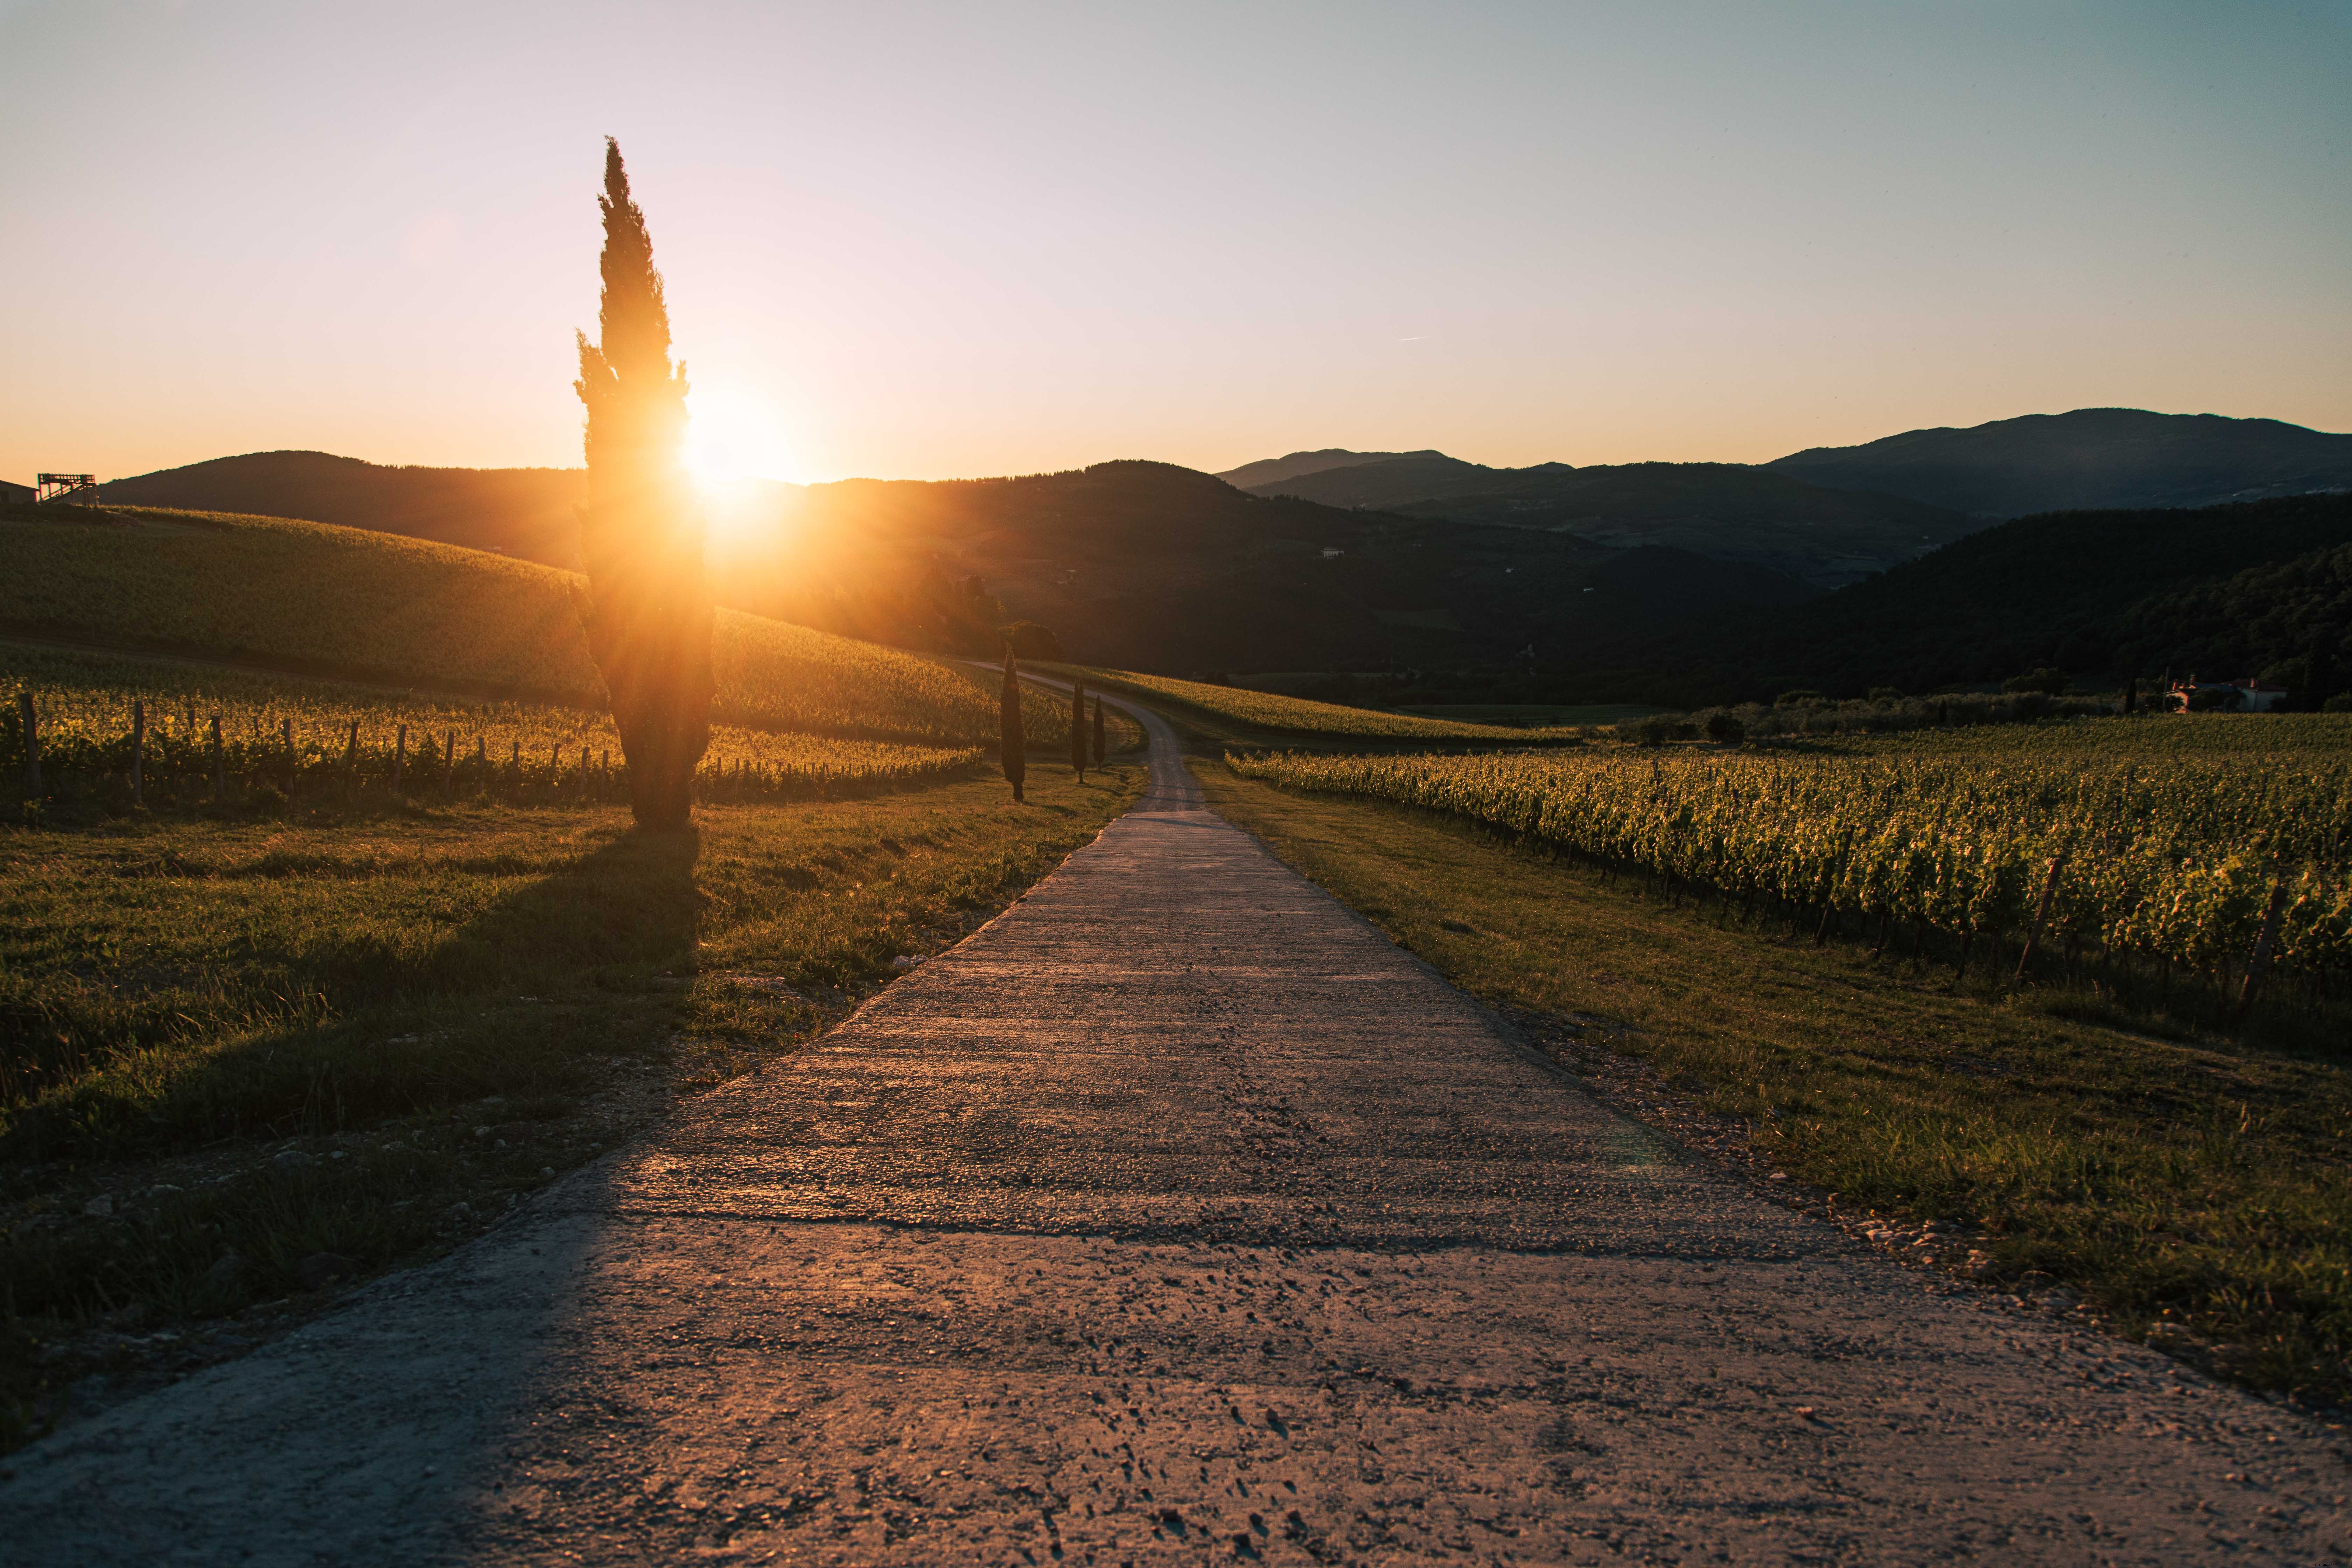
[4,0,2346,486]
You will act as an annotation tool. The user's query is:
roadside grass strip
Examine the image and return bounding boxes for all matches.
[1197,758,2352,1410]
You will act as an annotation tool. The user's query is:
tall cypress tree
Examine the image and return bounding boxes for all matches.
[574,138,712,828]
[1001,647,1026,802]
[1069,678,1087,782]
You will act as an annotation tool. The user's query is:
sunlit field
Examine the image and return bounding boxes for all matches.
[1044,663,1590,745]
[1,505,1040,746]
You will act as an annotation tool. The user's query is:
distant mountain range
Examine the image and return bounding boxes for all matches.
[1764,408,2352,518]
[1227,410,2352,519]
[1213,449,1448,490]
[1227,456,1968,589]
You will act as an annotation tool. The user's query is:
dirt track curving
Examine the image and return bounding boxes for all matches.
[4,697,2346,1565]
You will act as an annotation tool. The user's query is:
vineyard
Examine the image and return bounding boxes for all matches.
[1230,719,2352,1001]
[2,505,1032,746]
[2,645,985,810]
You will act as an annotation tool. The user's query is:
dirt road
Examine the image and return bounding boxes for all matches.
[4,699,2345,1564]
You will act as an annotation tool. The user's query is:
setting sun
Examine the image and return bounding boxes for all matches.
[684,390,796,489]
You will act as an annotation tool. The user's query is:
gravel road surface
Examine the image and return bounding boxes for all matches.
[4,697,2346,1565]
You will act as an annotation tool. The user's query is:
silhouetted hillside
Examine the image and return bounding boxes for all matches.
[1213,448,1448,490]
[81,450,1817,674]
[1235,455,1971,588]
[2100,542,2352,702]
[757,460,1821,671]
[1239,454,1531,508]
[1766,408,2352,518]
[94,452,591,564]
[1701,493,2352,696]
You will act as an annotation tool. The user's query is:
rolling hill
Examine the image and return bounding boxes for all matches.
[1764,408,2352,518]
[81,452,1819,675]
[1212,448,1447,490]
[92,452,595,565]
[1693,492,2352,698]
[1236,456,1970,588]
[0,502,1018,745]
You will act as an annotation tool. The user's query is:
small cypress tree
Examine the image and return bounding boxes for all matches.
[1092,696,1106,765]
[2122,678,2137,716]
[574,138,712,829]
[1069,678,1087,782]
[1000,647,1026,802]
[2304,637,2335,713]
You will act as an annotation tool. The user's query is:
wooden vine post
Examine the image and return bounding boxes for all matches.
[1069,678,1087,783]
[1000,648,1026,803]
[17,690,38,796]
[2014,842,2071,983]
[130,698,144,805]
[209,715,225,798]
[2235,861,2292,1022]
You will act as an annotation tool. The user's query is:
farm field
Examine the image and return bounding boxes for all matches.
[4,644,985,812]
[1194,755,2352,1407]
[1041,663,1590,745]
[0,756,1143,1447]
[1,504,1044,746]
[1230,715,2352,1017]
[1394,702,1666,726]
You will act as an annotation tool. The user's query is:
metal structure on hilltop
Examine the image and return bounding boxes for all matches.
[36,473,100,504]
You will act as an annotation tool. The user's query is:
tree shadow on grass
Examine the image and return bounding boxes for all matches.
[9,825,707,1160]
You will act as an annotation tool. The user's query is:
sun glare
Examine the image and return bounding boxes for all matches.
[685,392,796,489]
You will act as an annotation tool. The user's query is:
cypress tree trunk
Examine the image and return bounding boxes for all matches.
[1069,678,1087,782]
[1092,696,1106,766]
[574,139,712,830]
[1001,649,1026,802]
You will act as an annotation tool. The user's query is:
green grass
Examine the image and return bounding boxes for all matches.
[0,758,1141,1448]
[1194,758,2352,1408]
[1,503,1024,745]
[1040,663,1590,747]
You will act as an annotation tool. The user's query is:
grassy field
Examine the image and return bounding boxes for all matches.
[0,755,1142,1449]
[2,504,1040,746]
[1195,757,2352,1408]
[1040,663,1590,746]
[1393,702,1666,727]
